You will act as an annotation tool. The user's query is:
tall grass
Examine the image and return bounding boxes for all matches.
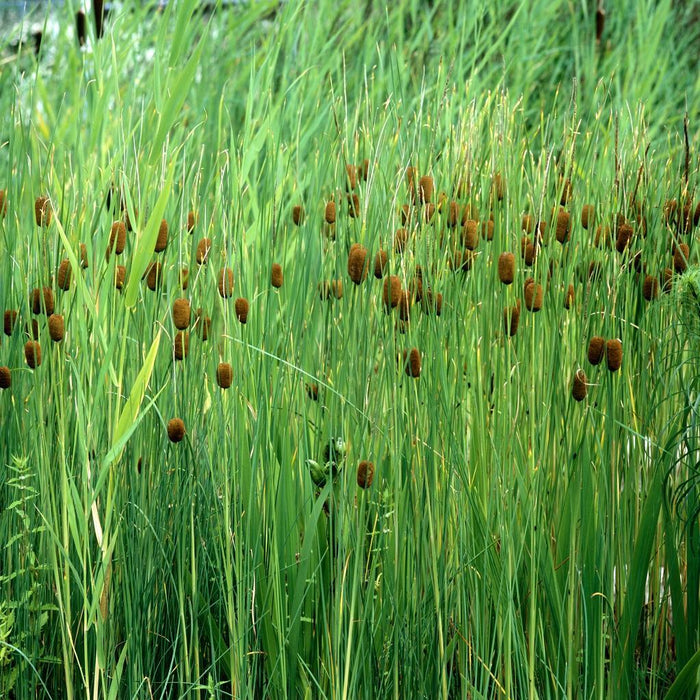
[1,0,699,697]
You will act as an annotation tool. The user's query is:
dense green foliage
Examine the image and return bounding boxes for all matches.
[1,0,699,697]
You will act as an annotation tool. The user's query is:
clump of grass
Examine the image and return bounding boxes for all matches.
[216,362,233,389]
[588,336,605,365]
[218,267,234,298]
[572,368,588,401]
[606,338,623,371]
[0,366,10,389]
[421,289,442,316]
[357,460,375,488]
[498,252,515,285]
[235,298,249,324]
[172,299,191,329]
[167,418,185,443]
[347,244,369,284]
[271,263,283,288]
[48,314,64,342]
[196,238,212,265]
[24,340,41,369]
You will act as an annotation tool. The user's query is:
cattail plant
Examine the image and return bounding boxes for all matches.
[615,223,633,253]
[26,319,39,340]
[145,262,162,291]
[292,205,305,225]
[174,331,190,360]
[172,298,191,329]
[524,242,537,267]
[446,201,460,228]
[196,238,212,265]
[572,369,587,401]
[394,228,408,253]
[115,265,126,289]
[271,263,283,288]
[606,338,622,371]
[492,172,504,201]
[187,210,196,233]
[0,189,6,217]
[361,159,370,181]
[324,201,336,225]
[524,278,543,311]
[0,366,10,389]
[24,340,41,368]
[3,309,17,336]
[31,287,54,315]
[595,224,611,248]
[398,291,411,322]
[404,347,421,377]
[481,217,494,241]
[405,166,417,201]
[498,252,515,284]
[357,460,375,488]
[559,177,572,205]
[419,176,434,205]
[57,259,72,291]
[348,244,369,284]
[400,204,412,226]
[421,289,442,316]
[154,219,168,252]
[80,243,89,269]
[107,221,126,258]
[374,250,388,278]
[383,275,401,311]
[318,281,331,300]
[564,283,575,309]
[48,314,64,342]
[462,220,479,250]
[216,362,233,389]
[521,214,534,234]
[581,204,594,229]
[642,274,659,301]
[218,267,234,297]
[674,243,690,274]
[588,336,605,365]
[596,5,606,41]
[331,280,343,299]
[167,418,185,443]
[662,267,674,293]
[346,164,358,191]
[235,297,249,323]
[34,196,52,226]
[348,193,360,218]
[555,209,571,243]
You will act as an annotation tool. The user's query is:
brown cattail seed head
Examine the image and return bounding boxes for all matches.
[324,201,336,224]
[357,460,375,488]
[498,252,515,285]
[587,336,605,365]
[581,204,594,229]
[606,338,622,372]
[504,304,520,336]
[616,223,633,253]
[167,418,185,443]
[524,242,537,267]
[115,265,126,289]
[642,274,659,301]
[196,238,212,265]
[271,263,283,288]
[0,189,6,217]
[347,243,369,284]
[555,209,571,243]
[187,210,196,233]
[331,279,343,299]
[172,298,191,329]
[346,164,358,191]
[674,243,690,274]
[564,283,575,309]
[383,275,401,310]
[596,6,606,41]
[34,196,52,226]
[80,243,89,268]
[216,362,233,389]
[26,319,39,340]
[662,267,674,293]
[179,267,189,290]
[48,314,64,342]
[218,267,234,297]
[419,176,434,204]
[107,221,126,258]
[524,278,543,311]
[560,178,572,205]
[31,287,54,315]
[24,340,41,368]
[394,228,408,253]
[174,331,189,361]
[482,218,494,241]
[4,309,18,336]
[0,366,10,389]
[398,291,411,322]
[521,214,534,234]
[447,201,460,228]
[154,219,168,253]
[146,262,162,291]
[462,220,479,250]
[292,204,305,226]
[572,369,587,402]
[347,193,360,218]
[404,348,421,377]
[374,249,388,279]
[235,297,249,323]
[57,259,72,290]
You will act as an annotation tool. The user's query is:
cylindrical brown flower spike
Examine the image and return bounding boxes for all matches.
[524,279,543,311]
[642,274,659,301]
[419,176,434,205]
[154,219,168,253]
[357,460,375,488]
[462,220,479,250]
[26,319,39,340]
[606,338,622,372]
[218,267,234,297]
[521,214,534,234]
[80,243,89,269]
[167,418,185,443]
[498,252,515,285]
[24,340,41,369]
[447,201,460,228]
[560,178,572,206]
[481,218,494,241]
[196,238,212,265]
[325,201,336,225]
[572,369,587,402]
[107,221,126,258]
[34,196,52,227]
[564,283,575,310]
[187,210,196,233]
[4,309,18,336]
[174,331,189,361]
[216,362,233,389]
[292,205,305,226]
[581,204,594,230]
[271,263,283,288]
[662,267,674,293]
[405,348,421,378]
[346,164,358,191]
[492,172,504,201]
[0,366,10,389]
[145,262,162,291]
[48,314,64,342]
[347,243,369,284]
[383,275,401,311]
[615,223,633,253]
[235,297,249,323]
[587,336,605,365]
[398,291,411,322]
[331,279,343,299]
[674,243,690,274]
[115,265,126,290]
[503,304,520,336]
[172,298,191,329]
[31,287,54,316]
[374,249,388,279]
[394,228,408,253]
[0,189,7,217]
[555,209,571,243]
[57,259,72,290]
